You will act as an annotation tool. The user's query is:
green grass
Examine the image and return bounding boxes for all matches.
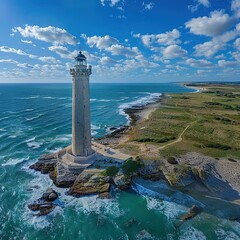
[123,84,240,159]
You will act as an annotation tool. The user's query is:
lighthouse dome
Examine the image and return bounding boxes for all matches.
[75,51,87,66]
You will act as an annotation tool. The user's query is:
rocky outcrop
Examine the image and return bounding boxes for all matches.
[138,163,165,181]
[30,158,57,174]
[180,205,202,220]
[113,174,132,189]
[28,188,59,216]
[68,169,110,196]
[49,164,78,188]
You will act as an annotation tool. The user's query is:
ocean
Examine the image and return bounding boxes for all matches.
[0,83,239,240]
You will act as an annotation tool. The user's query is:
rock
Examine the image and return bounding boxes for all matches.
[38,204,55,216]
[29,159,57,174]
[180,205,202,220]
[68,169,110,197]
[28,203,41,211]
[138,164,165,181]
[167,157,178,165]
[98,192,112,199]
[49,165,78,188]
[113,174,132,189]
[42,188,58,201]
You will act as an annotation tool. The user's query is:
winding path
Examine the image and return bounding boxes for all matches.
[158,123,192,150]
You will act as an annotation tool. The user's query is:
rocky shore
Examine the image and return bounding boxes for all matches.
[28,93,240,221]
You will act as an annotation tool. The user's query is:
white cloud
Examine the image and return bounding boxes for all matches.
[21,39,34,45]
[218,59,239,67]
[0,59,18,64]
[136,29,181,47]
[83,35,119,49]
[188,0,210,13]
[232,0,240,17]
[100,0,124,10]
[0,46,36,58]
[185,10,235,37]
[48,45,78,59]
[17,63,33,68]
[162,45,187,59]
[99,56,116,65]
[106,44,140,58]
[194,23,240,57]
[234,37,240,50]
[142,2,154,11]
[12,25,78,45]
[38,56,61,64]
[231,51,240,61]
[185,58,214,68]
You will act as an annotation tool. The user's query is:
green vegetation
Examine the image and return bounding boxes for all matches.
[121,84,240,159]
[122,159,143,176]
[102,166,119,177]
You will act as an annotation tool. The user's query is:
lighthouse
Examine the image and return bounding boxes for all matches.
[59,51,96,170]
[70,51,93,157]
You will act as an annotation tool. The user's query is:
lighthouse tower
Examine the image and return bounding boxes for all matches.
[70,51,94,158]
[59,51,96,170]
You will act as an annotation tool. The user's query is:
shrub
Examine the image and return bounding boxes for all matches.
[122,159,143,176]
[205,143,231,150]
[102,166,119,177]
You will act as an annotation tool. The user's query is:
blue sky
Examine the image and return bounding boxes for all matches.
[0,0,240,83]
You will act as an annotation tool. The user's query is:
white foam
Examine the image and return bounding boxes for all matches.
[2,157,29,166]
[25,114,44,121]
[25,137,36,143]
[27,141,42,149]
[179,227,207,240]
[118,92,162,118]
[215,227,240,240]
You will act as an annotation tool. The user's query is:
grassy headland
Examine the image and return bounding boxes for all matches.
[118,83,240,159]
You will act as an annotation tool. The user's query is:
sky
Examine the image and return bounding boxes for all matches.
[0,0,240,83]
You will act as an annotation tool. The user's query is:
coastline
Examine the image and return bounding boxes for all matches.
[99,84,240,215]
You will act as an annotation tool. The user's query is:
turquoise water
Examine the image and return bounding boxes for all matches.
[0,83,239,239]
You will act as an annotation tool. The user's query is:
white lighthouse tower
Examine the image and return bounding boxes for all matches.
[59,51,96,170]
[71,51,93,157]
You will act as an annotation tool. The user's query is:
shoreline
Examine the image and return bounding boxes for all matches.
[96,94,164,146]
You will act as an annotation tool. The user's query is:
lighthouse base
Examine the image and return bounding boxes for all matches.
[58,151,97,173]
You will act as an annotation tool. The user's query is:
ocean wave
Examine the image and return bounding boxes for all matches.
[0,116,10,121]
[118,92,162,118]
[25,113,44,121]
[27,141,42,149]
[215,227,240,240]
[2,157,29,166]
[179,226,207,240]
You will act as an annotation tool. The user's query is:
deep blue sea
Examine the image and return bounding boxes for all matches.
[0,83,239,239]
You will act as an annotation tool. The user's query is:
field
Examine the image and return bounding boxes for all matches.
[119,84,240,159]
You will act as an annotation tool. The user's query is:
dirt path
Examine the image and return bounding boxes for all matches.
[158,124,192,150]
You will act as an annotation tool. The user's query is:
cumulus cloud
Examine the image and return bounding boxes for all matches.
[106,44,140,58]
[234,37,240,50]
[185,10,235,37]
[100,0,124,10]
[161,45,187,59]
[48,46,78,59]
[218,59,239,67]
[21,39,34,45]
[12,25,78,45]
[82,34,119,49]
[232,0,240,17]
[194,23,240,57]
[38,56,61,64]
[142,2,154,11]
[185,58,214,68]
[135,29,181,48]
[188,0,210,13]
[0,46,36,58]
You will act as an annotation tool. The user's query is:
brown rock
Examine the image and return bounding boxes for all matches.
[113,174,131,189]
[180,205,202,220]
[68,169,110,197]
